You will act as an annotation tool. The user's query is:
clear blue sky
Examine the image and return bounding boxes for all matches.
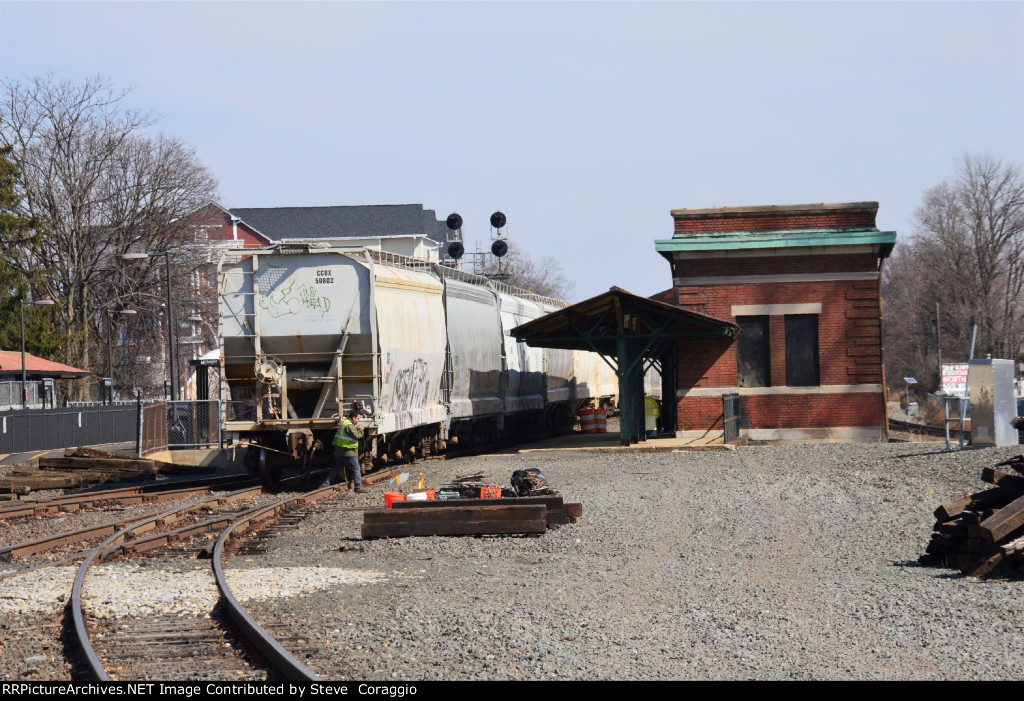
[2,1,1022,301]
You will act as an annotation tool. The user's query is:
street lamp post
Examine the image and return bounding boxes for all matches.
[20,297,55,409]
[165,252,177,401]
[105,308,137,405]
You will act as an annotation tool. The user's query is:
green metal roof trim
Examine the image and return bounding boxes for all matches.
[654,227,897,253]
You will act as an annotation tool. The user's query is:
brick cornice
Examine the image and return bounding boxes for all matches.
[670,201,879,220]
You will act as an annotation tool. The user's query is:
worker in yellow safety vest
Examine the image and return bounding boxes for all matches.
[321,406,365,491]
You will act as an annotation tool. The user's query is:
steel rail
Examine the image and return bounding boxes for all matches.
[0,470,256,513]
[211,485,346,682]
[69,486,265,680]
[0,484,262,580]
[0,474,258,519]
[71,484,337,680]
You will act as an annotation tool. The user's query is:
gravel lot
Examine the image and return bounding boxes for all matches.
[228,441,1024,681]
[2,440,1023,681]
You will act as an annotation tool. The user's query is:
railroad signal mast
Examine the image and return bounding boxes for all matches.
[442,210,509,280]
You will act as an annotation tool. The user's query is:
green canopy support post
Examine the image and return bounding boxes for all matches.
[631,339,645,444]
[633,351,645,444]
[616,332,631,446]
[614,335,648,446]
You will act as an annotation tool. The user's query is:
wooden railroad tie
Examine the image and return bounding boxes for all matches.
[38,448,215,476]
[362,504,548,539]
[391,495,582,527]
[40,456,159,473]
[922,456,1024,577]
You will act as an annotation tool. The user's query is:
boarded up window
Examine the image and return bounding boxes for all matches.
[736,316,770,387]
[785,314,819,386]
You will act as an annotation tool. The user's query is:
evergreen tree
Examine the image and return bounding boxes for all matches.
[0,145,61,359]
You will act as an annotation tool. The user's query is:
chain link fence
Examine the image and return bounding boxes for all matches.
[168,400,221,449]
[142,400,222,452]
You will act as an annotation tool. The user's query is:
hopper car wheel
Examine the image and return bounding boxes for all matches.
[243,448,259,476]
[301,452,315,487]
[258,448,282,489]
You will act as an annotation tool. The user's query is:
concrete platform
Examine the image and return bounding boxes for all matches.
[512,418,733,454]
[514,434,732,454]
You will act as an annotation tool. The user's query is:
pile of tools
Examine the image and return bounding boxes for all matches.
[921,454,1024,578]
[436,469,558,499]
[361,470,581,539]
[435,471,506,498]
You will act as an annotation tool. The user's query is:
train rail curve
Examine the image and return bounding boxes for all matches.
[68,485,352,681]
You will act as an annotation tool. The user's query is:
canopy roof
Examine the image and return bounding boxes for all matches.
[510,286,738,354]
[512,287,737,446]
[0,352,90,379]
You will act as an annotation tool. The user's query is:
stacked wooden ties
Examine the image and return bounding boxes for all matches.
[361,494,583,539]
[0,447,212,496]
[922,455,1024,578]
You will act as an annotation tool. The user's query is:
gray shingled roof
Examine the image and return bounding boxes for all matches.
[227,204,450,244]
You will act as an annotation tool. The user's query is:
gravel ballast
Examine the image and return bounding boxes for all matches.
[2,441,1023,681]
[226,442,1024,681]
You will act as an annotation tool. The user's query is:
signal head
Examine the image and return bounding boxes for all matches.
[489,211,506,229]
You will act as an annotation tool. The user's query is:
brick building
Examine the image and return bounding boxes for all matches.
[654,202,896,441]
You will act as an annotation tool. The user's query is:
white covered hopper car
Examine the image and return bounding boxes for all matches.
[218,245,621,484]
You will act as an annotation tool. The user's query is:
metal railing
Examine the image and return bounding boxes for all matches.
[140,403,168,455]
[943,396,970,450]
[0,398,223,457]
[723,392,740,444]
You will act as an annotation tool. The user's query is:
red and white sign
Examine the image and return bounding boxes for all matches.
[941,363,969,397]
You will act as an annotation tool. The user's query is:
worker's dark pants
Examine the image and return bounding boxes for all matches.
[325,451,361,489]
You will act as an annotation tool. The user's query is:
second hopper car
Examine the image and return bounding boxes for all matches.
[218,244,628,484]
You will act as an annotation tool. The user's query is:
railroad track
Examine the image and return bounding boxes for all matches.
[0,458,422,679]
[0,474,259,521]
[0,480,263,576]
[888,418,1024,444]
[0,463,407,574]
[888,418,960,439]
[67,485,355,681]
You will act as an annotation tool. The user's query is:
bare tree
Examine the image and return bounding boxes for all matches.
[480,242,576,300]
[883,154,1024,393]
[0,75,218,395]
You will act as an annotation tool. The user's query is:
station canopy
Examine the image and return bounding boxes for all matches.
[0,351,90,379]
[511,287,738,445]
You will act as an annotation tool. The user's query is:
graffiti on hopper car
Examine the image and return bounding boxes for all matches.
[260,279,331,318]
[298,285,331,315]
[387,358,431,411]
